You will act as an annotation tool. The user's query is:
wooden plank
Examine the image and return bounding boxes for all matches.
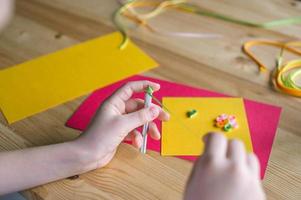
[25,145,187,200]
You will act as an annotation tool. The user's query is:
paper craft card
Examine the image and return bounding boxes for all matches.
[0,32,158,123]
[66,75,281,179]
[161,98,252,156]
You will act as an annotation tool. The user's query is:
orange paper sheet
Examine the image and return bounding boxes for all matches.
[162,97,253,156]
[0,32,158,123]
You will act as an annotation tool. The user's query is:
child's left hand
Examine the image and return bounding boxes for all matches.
[74,80,170,169]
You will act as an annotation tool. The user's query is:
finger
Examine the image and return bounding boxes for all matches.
[125,99,170,121]
[130,129,143,148]
[226,139,246,164]
[120,106,160,133]
[247,153,261,178]
[148,122,161,140]
[158,107,170,121]
[125,98,145,113]
[109,81,160,104]
[202,132,227,159]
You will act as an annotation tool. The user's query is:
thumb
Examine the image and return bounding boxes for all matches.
[121,106,160,133]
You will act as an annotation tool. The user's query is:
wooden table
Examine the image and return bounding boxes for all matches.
[0,0,300,199]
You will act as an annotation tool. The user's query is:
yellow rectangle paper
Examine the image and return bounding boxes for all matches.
[0,32,158,123]
[162,98,252,156]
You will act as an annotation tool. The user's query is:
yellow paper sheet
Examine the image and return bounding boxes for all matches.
[162,98,252,156]
[0,32,158,123]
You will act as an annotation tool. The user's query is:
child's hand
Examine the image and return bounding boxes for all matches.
[184,133,266,200]
[74,81,169,169]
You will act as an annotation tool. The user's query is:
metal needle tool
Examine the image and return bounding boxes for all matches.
[140,86,153,154]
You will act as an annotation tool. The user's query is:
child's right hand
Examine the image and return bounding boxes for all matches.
[184,133,266,200]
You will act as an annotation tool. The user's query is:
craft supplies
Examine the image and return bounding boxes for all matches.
[114,0,301,49]
[161,97,252,155]
[187,109,197,118]
[243,40,301,97]
[66,75,282,179]
[274,45,301,97]
[0,32,158,123]
[215,114,238,132]
[140,86,154,154]
[113,0,222,49]
[177,3,301,28]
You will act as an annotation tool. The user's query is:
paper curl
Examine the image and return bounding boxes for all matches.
[243,40,301,97]
[114,0,301,49]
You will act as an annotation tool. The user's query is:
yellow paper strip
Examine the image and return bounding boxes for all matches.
[162,98,252,156]
[0,32,158,123]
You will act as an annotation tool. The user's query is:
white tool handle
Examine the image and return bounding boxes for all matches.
[140,90,152,154]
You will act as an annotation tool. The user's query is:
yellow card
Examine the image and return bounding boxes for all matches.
[162,98,252,156]
[0,32,158,123]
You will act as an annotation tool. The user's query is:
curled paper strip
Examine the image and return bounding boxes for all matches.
[187,109,197,118]
[275,47,301,97]
[243,40,301,97]
[215,114,239,132]
[114,0,301,49]
[177,3,301,28]
[114,0,223,49]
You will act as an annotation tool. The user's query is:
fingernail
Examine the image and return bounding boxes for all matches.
[149,106,159,119]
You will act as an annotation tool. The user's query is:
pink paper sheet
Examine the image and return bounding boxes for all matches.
[66,75,281,179]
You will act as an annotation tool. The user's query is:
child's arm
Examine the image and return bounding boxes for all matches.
[184,133,266,200]
[0,80,169,195]
[0,141,93,194]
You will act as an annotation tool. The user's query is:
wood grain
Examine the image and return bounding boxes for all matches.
[0,0,300,199]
